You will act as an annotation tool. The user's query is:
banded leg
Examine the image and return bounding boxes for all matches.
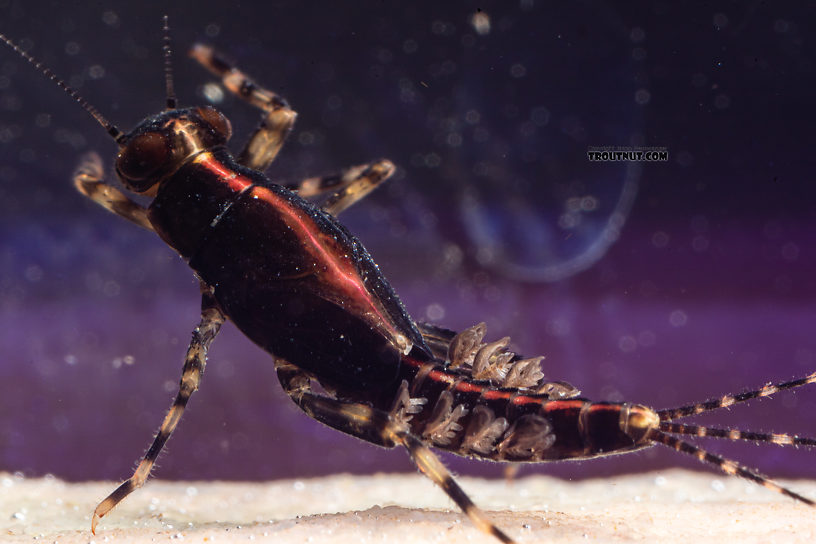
[91,287,225,533]
[287,159,396,217]
[415,322,458,360]
[275,363,515,544]
[286,160,396,216]
[400,433,513,543]
[73,152,153,231]
[189,44,297,172]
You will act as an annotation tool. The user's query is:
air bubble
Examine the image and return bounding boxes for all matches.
[88,65,105,79]
[634,88,651,105]
[510,63,527,78]
[470,11,491,35]
[102,11,119,26]
[669,310,688,327]
[426,303,445,321]
[713,13,729,29]
[202,83,224,104]
[651,231,669,248]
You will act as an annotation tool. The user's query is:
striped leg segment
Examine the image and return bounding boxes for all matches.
[188,44,393,214]
[189,44,297,172]
[73,152,154,231]
[91,288,225,533]
[275,362,396,447]
[275,363,516,544]
[647,428,815,506]
[288,160,396,216]
[318,160,395,216]
[399,432,514,543]
[658,371,816,420]
[415,322,457,360]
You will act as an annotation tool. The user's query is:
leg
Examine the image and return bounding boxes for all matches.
[189,44,297,172]
[189,44,393,214]
[415,322,457,360]
[91,286,225,533]
[286,160,395,216]
[503,464,522,483]
[275,363,515,544]
[73,152,154,230]
[400,432,514,543]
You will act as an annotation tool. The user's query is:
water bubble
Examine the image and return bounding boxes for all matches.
[470,11,491,35]
[669,310,688,327]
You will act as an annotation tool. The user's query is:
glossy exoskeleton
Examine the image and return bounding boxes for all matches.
[3,20,816,544]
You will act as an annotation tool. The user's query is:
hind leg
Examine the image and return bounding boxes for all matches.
[275,362,515,543]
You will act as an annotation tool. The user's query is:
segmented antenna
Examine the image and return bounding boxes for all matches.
[0,32,124,143]
[163,15,177,109]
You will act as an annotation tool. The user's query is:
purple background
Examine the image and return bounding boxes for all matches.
[2,1,816,487]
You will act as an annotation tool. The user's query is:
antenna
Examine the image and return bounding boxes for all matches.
[163,15,177,110]
[0,32,125,143]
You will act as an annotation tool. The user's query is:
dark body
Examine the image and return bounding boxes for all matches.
[150,146,432,392]
[146,134,644,463]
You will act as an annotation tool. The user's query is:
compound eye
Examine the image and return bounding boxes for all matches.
[116,132,170,191]
[196,106,232,141]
